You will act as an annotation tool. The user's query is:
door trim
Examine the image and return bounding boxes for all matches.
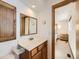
[52,0,76,59]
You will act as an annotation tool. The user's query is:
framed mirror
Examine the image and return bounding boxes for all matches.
[20,14,37,36]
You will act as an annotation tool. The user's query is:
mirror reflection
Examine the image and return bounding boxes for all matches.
[20,14,37,36]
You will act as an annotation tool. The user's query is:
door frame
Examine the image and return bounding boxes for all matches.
[52,0,76,59]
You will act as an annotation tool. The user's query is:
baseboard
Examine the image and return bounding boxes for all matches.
[68,42,75,59]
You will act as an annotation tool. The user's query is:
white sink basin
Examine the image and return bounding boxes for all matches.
[18,38,47,51]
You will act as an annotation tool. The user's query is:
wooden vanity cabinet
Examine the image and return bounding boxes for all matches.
[19,41,47,59]
[32,51,42,59]
[42,47,47,59]
[19,51,27,59]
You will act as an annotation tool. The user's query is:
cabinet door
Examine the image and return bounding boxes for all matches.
[42,47,47,59]
[32,51,42,59]
[0,3,16,42]
[19,52,27,59]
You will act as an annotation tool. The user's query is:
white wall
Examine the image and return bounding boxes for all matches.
[68,2,76,59]
[55,2,76,59]
[37,6,52,59]
[0,0,36,58]
[56,21,68,35]
[55,21,68,42]
[52,0,64,5]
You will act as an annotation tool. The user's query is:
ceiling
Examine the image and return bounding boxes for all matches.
[20,0,79,24]
[20,0,63,13]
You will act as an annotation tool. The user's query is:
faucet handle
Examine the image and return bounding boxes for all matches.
[29,38,34,40]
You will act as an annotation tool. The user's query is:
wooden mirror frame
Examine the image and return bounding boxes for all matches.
[0,0,16,42]
[52,0,76,59]
[20,14,37,36]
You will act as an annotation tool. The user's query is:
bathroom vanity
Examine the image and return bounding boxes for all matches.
[18,11,47,59]
[18,39,48,59]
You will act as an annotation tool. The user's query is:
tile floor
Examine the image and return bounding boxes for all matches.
[55,40,73,59]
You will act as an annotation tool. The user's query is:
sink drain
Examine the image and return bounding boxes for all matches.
[67,54,71,58]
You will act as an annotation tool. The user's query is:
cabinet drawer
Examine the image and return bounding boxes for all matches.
[32,51,42,59]
[31,48,37,56]
[38,43,44,51]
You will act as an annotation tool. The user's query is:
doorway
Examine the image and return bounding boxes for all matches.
[52,0,76,59]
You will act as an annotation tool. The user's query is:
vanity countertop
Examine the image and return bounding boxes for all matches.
[18,38,47,51]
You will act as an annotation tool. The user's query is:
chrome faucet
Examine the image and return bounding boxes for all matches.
[29,38,34,40]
